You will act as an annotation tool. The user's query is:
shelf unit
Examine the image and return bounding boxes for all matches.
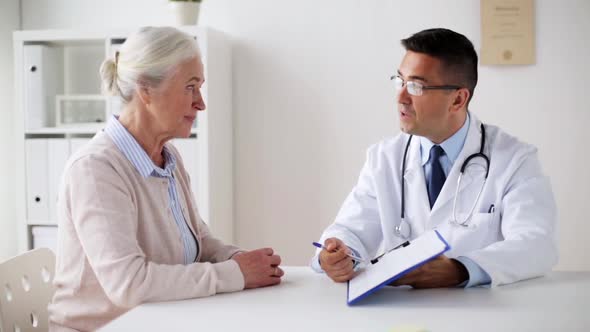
[13,27,233,253]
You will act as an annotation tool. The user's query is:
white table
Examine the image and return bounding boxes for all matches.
[101,267,590,332]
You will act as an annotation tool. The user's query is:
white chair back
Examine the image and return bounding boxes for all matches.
[0,248,56,332]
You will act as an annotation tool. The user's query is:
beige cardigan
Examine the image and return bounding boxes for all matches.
[48,131,244,331]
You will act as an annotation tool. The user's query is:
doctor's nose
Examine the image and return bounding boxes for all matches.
[396,84,412,104]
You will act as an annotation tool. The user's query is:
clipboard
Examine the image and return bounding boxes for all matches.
[347,230,450,305]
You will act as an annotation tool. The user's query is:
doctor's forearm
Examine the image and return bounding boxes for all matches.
[391,255,469,288]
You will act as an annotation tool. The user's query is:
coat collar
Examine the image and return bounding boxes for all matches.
[402,112,486,218]
[431,113,484,215]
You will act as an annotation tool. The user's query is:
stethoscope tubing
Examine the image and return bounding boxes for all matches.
[398,123,489,239]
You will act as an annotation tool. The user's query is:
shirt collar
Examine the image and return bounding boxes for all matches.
[104,115,176,178]
[420,112,470,166]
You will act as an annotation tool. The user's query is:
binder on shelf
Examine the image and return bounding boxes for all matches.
[25,139,50,222]
[31,226,58,253]
[347,230,450,305]
[23,44,63,129]
[47,139,70,222]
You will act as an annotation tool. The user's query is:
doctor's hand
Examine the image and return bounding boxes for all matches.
[232,248,284,289]
[390,255,468,289]
[319,238,355,283]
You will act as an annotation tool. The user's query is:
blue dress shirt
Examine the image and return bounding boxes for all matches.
[104,116,198,265]
[419,113,491,287]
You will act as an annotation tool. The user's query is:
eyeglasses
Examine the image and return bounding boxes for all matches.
[391,75,462,96]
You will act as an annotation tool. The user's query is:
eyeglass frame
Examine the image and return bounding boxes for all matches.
[390,74,463,96]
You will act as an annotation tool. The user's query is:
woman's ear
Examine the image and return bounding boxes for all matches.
[136,84,151,106]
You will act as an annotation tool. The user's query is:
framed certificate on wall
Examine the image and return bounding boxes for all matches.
[481,0,535,65]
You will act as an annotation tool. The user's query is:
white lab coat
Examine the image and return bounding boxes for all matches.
[313,113,558,287]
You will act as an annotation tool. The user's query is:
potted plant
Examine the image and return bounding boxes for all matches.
[169,0,203,26]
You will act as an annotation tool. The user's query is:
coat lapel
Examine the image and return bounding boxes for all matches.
[402,135,430,237]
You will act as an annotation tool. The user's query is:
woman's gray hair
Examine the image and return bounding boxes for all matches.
[100,26,201,103]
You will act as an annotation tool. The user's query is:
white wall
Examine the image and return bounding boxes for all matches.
[8,0,590,270]
[0,0,20,261]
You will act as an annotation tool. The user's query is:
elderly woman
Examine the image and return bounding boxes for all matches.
[48,27,283,331]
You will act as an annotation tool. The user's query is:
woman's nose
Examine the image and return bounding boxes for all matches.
[192,95,206,111]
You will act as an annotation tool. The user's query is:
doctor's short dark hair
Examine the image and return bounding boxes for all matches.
[401,28,478,105]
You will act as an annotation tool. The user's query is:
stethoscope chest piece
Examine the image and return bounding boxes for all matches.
[394,218,411,240]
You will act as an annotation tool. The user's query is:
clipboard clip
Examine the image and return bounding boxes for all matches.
[370,240,410,265]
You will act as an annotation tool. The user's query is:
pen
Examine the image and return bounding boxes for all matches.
[488,204,495,213]
[370,240,410,265]
[312,242,366,263]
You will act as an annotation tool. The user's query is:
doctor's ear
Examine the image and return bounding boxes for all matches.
[450,88,470,112]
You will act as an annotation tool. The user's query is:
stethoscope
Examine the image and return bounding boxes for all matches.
[394,123,490,240]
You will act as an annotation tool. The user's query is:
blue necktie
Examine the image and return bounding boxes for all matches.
[427,145,446,208]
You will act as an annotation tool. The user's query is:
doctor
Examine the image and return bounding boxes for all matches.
[311,28,558,288]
